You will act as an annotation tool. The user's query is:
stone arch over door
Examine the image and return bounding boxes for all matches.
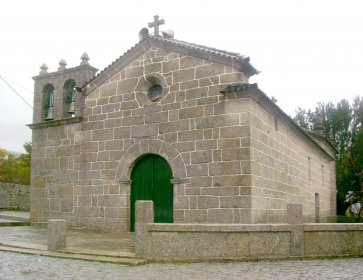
[115,139,187,230]
[115,139,187,182]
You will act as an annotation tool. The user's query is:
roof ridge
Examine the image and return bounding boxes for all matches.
[83,36,259,89]
[152,36,246,60]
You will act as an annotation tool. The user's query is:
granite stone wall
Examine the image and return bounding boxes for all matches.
[31,46,253,230]
[84,46,249,229]
[135,222,363,261]
[248,98,336,223]
[30,43,336,231]
[0,182,29,210]
[134,200,361,261]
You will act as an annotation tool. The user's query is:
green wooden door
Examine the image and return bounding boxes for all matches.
[130,154,173,231]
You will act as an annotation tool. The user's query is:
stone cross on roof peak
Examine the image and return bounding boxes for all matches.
[148,15,165,36]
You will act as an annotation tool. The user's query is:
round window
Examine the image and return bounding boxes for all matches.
[148,84,163,101]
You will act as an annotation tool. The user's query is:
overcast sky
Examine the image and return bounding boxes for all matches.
[0,0,362,153]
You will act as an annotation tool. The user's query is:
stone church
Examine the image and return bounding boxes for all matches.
[29,16,336,231]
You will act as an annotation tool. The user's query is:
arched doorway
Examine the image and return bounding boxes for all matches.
[130,154,173,231]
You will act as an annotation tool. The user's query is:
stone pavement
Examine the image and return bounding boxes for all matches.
[0,251,362,279]
[0,224,145,265]
[1,211,361,274]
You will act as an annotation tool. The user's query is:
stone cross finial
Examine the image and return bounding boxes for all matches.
[58,59,67,71]
[39,63,48,75]
[148,15,165,36]
[314,112,325,137]
[80,52,90,65]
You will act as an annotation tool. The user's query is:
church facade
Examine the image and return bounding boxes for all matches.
[29,20,336,231]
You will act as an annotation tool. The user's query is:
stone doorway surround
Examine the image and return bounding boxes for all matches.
[115,139,188,225]
[116,139,187,182]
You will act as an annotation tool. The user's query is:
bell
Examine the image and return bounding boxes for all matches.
[45,106,54,121]
[68,101,75,114]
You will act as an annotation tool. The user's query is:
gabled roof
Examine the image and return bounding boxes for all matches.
[152,36,257,69]
[83,36,259,93]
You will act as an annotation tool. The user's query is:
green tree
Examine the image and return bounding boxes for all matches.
[293,97,363,214]
[0,142,31,185]
[20,141,32,168]
[0,147,8,160]
[294,107,314,130]
[0,147,9,181]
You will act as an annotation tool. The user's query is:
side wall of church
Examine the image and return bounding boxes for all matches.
[248,99,336,223]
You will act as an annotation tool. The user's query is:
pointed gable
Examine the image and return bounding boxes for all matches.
[83,36,259,95]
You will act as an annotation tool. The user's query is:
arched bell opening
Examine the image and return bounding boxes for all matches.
[43,84,55,121]
[63,79,76,117]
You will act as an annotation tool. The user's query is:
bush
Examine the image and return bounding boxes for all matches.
[337,215,363,223]
[0,142,31,185]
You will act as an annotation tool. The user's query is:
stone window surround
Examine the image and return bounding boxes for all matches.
[135,73,169,107]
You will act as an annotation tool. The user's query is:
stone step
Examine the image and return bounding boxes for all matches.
[0,211,30,222]
[0,245,146,266]
[59,247,136,259]
[0,225,142,265]
[0,218,30,227]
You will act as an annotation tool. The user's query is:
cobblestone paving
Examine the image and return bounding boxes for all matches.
[0,252,362,279]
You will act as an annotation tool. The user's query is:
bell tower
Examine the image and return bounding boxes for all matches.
[31,53,98,124]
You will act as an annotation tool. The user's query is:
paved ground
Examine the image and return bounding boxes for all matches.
[0,226,135,253]
[0,226,143,265]
[0,252,362,279]
[0,213,362,278]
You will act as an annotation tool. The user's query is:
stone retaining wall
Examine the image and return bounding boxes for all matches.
[137,223,363,261]
[135,201,363,261]
[0,182,30,210]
